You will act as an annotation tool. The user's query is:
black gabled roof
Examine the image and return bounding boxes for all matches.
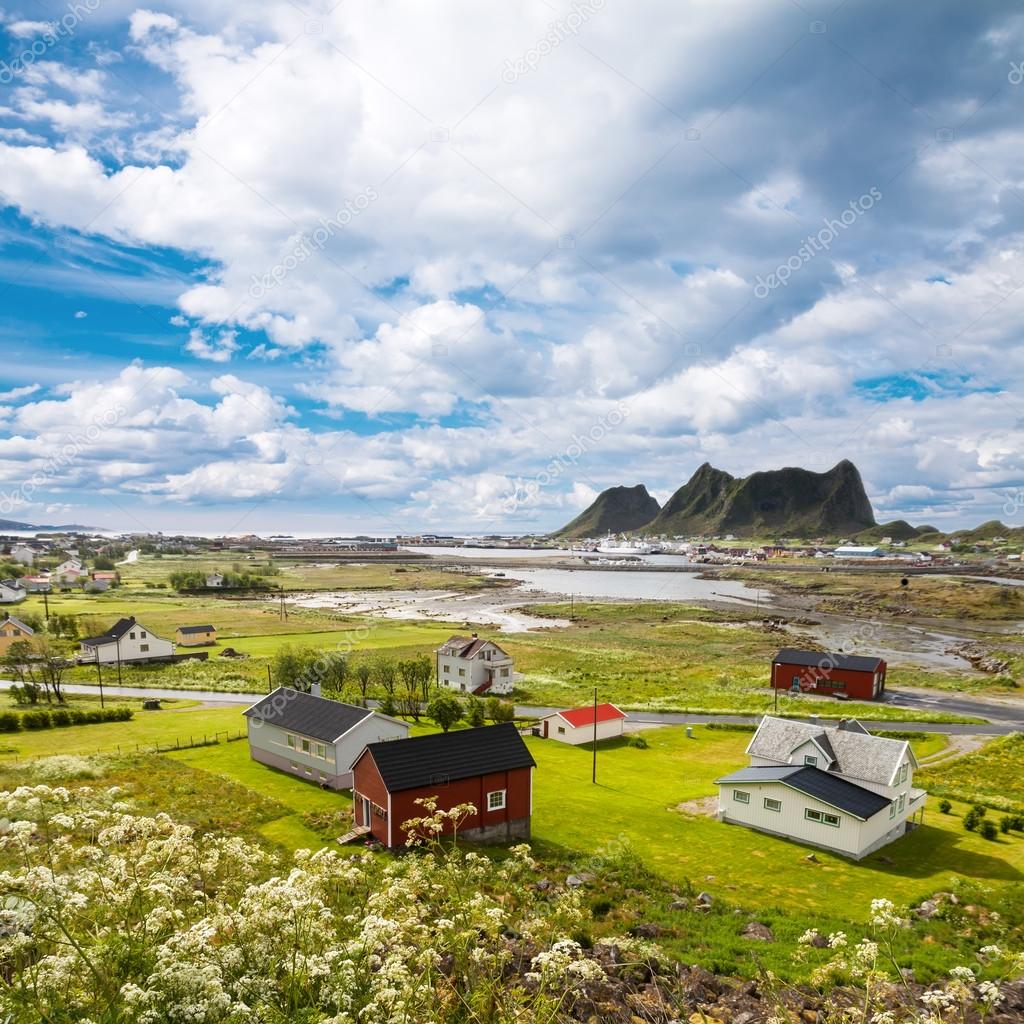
[716,765,891,820]
[177,624,215,634]
[362,723,535,793]
[244,687,375,743]
[774,647,884,673]
[81,616,136,646]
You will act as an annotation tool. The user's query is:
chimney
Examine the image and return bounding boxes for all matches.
[471,632,478,639]
[310,682,322,697]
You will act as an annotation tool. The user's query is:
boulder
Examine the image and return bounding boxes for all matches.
[629,923,664,939]
[741,921,775,942]
[697,891,714,906]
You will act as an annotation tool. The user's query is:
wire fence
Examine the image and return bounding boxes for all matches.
[113,729,247,761]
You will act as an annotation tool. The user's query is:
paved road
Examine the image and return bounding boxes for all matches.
[3,680,1021,736]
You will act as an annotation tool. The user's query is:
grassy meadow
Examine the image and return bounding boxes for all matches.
[6,695,1024,980]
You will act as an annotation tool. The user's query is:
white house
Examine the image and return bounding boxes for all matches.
[435,634,519,695]
[715,716,924,860]
[206,573,225,588]
[243,687,410,788]
[78,616,175,664]
[9,544,35,566]
[55,558,83,575]
[0,579,26,604]
[540,703,627,744]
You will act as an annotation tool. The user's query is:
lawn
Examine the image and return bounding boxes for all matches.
[0,702,245,759]
[528,726,1024,917]
[918,733,1024,811]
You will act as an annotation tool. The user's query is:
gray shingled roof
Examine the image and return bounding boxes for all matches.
[361,723,535,792]
[747,716,911,786]
[716,765,891,819]
[244,687,375,743]
[177,624,215,634]
[437,635,509,660]
[774,647,884,673]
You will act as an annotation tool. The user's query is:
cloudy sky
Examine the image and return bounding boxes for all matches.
[1,0,1024,535]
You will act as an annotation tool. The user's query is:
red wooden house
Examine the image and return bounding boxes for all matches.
[771,647,887,701]
[351,723,536,847]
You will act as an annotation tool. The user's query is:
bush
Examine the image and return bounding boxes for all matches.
[973,803,988,818]
[626,733,649,749]
[50,709,72,728]
[0,711,22,733]
[1001,816,1013,834]
[939,799,952,814]
[964,808,982,832]
[981,820,999,841]
[22,710,53,730]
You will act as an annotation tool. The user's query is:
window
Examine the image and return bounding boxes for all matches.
[733,790,750,804]
[140,644,149,652]
[140,631,147,639]
[443,664,450,674]
[501,667,509,677]
[764,798,782,812]
[458,668,466,677]
[803,755,818,767]
[557,726,565,734]
[129,632,136,640]
[890,800,896,819]
[290,762,299,771]
[898,763,908,784]
[315,743,326,759]
[792,675,800,686]
[487,790,506,811]
[805,808,840,827]
[319,772,328,781]
[304,767,312,776]
[898,794,905,812]
[286,734,295,748]
[301,739,310,753]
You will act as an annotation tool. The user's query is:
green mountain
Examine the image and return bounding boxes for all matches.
[554,484,661,540]
[554,460,878,539]
[642,459,876,538]
[854,519,924,542]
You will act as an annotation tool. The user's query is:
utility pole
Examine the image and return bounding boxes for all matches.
[773,662,778,714]
[267,665,272,692]
[115,633,122,685]
[42,590,49,622]
[591,686,598,784]
[95,658,105,708]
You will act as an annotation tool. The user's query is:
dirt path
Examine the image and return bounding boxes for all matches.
[918,733,989,767]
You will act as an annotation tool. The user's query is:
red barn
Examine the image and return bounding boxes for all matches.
[351,723,536,848]
[772,647,887,701]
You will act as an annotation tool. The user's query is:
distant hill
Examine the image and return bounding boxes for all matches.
[554,460,877,539]
[554,485,661,540]
[0,518,98,533]
[643,459,875,538]
[854,520,924,542]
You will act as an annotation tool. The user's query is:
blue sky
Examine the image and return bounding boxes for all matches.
[1,1,1024,534]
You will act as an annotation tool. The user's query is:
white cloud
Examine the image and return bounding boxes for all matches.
[185,327,239,363]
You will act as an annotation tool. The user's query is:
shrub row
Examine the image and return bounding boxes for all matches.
[0,707,133,733]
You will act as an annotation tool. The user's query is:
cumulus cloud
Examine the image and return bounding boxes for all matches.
[1,1,1024,527]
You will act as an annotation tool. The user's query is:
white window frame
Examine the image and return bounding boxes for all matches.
[487,789,506,811]
[805,808,840,828]
[301,738,310,753]
[764,797,782,812]
[733,790,750,804]
[803,754,818,767]
[286,734,295,748]
[315,743,326,759]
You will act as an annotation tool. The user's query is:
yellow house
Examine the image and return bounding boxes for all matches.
[0,614,34,654]
[175,624,217,647]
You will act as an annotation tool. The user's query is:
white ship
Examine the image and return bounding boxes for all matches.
[595,533,657,556]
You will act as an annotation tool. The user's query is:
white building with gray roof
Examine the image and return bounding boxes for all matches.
[715,716,925,860]
[244,687,410,789]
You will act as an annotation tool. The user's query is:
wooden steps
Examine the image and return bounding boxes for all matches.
[336,825,370,845]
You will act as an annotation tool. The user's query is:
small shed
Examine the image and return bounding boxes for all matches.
[539,703,627,745]
[176,624,217,646]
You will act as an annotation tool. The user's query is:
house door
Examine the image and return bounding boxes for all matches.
[542,720,548,738]
[361,796,371,828]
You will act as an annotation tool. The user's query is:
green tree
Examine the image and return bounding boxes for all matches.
[465,696,486,728]
[485,696,515,724]
[353,658,373,707]
[371,654,397,700]
[426,692,463,733]
[398,658,421,720]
